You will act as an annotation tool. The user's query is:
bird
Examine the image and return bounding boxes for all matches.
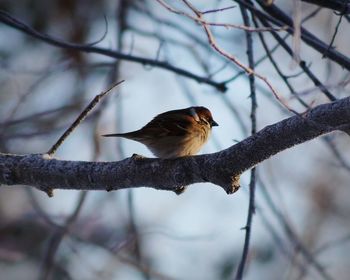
[102,106,218,159]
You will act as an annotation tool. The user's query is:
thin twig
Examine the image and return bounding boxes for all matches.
[202,5,237,14]
[173,0,295,112]
[223,6,322,84]
[257,176,333,280]
[0,72,52,137]
[253,0,350,70]
[252,16,310,108]
[252,9,337,101]
[111,1,151,278]
[235,4,257,279]
[47,80,125,156]
[155,0,286,32]
[39,192,87,280]
[0,10,226,92]
[0,104,79,127]
[300,0,350,14]
[323,14,343,58]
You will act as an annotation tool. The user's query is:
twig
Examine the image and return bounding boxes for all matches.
[290,78,350,99]
[2,125,67,140]
[235,4,257,279]
[25,188,60,228]
[175,0,295,112]
[223,34,287,84]
[300,0,350,14]
[257,177,333,280]
[111,2,151,278]
[155,0,286,32]
[0,10,226,92]
[0,71,52,137]
[47,80,124,156]
[0,104,78,127]
[202,5,236,14]
[253,0,350,70]
[223,6,322,84]
[39,192,87,280]
[42,80,123,197]
[323,14,343,58]
[252,10,337,101]
[252,16,310,108]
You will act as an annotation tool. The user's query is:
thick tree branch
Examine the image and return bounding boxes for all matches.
[0,97,349,194]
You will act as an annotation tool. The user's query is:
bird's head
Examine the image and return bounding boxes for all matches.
[189,106,218,128]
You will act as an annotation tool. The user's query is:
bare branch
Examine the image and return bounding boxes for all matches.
[47,80,124,156]
[155,0,286,32]
[158,0,293,111]
[301,0,350,14]
[252,0,350,70]
[253,12,337,101]
[0,10,227,92]
[235,4,257,279]
[0,97,349,194]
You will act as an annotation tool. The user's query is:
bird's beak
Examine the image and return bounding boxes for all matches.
[211,120,219,127]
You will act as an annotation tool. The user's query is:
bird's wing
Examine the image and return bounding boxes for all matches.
[141,110,193,137]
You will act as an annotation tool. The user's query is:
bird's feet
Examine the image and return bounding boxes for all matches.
[174,186,187,195]
[131,153,145,160]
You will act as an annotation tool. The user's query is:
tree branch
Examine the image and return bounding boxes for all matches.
[242,1,350,70]
[301,0,350,14]
[0,10,227,92]
[251,9,337,101]
[235,4,257,279]
[0,97,349,194]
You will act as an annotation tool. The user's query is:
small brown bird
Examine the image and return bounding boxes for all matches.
[103,106,218,159]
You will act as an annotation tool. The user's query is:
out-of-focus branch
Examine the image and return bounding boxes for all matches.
[1,97,350,194]
[0,10,227,92]
[154,0,285,32]
[252,0,350,70]
[300,0,350,14]
[158,0,292,111]
[39,192,87,280]
[250,7,337,101]
[235,4,257,279]
[223,6,322,85]
[258,177,333,280]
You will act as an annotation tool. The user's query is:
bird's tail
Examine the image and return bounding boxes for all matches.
[102,133,124,137]
[102,132,141,141]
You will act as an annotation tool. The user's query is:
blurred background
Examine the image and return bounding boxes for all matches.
[0,0,349,279]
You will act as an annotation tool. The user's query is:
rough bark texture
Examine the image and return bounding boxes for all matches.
[0,97,349,194]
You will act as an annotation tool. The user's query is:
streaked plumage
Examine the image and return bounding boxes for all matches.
[103,106,218,158]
